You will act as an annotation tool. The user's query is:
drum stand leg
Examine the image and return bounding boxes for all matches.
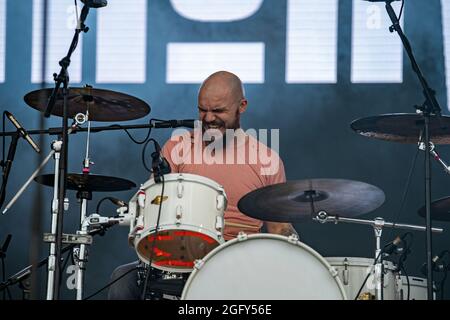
[373,219,384,301]
[46,140,63,300]
[74,191,92,300]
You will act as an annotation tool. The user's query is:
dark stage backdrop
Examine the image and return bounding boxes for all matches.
[1,0,450,299]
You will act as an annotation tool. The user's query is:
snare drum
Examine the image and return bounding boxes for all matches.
[182,233,347,300]
[128,173,227,273]
[326,257,398,300]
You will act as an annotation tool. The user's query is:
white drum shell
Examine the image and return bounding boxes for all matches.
[128,173,227,272]
[396,276,435,300]
[182,234,347,300]
[326,257,398,300]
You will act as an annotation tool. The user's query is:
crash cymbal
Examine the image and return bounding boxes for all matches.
[418,196,450,221]
[24,87,150,121]
[237,179,385,223]
[34,174,136,192]
[351,113,450,144]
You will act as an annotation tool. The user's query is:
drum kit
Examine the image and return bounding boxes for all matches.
[1,0,450,301]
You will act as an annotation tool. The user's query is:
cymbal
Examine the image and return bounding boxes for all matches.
[34,174,136,192]
[237,179,385,223]
[418,196,450,221]
[24,87,150,121]
[351,113,450,144]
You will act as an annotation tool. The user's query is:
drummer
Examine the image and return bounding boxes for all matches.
[108,70,297,299]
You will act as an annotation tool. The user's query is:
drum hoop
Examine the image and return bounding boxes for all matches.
[140,173,226,194]
[135,225,225,273]
[181,233,348,300]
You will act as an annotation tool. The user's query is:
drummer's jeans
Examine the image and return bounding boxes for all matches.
[107,261,141,300]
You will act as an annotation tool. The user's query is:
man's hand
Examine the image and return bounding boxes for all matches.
[265,222,298,237]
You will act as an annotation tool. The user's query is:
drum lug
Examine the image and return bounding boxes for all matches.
[329,267,338,278]
[287,234,299,244]
[215,216,223,232]
[216,194,225,210]
[176,205,183,224]
[343,258,349,285]
[177,180,184,198]
[237,232,248,241]
[194,259,204,270]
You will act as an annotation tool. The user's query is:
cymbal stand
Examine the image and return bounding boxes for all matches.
[74,110,92,300]
[382,0,443,299]
[314,211,444,300]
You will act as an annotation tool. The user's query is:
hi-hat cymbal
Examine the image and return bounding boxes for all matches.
[418,196,450,221]
[351,113,450,144]
[237,179,385,223]
[34,174,136,192]
[24,87,150,121]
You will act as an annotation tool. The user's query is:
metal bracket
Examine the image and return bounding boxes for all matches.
[43,233,92,245]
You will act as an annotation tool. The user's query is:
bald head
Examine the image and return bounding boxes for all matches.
[199,71,245,101]
[197,71,248,134]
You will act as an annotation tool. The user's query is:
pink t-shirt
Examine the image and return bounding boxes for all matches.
[161,128,286,240]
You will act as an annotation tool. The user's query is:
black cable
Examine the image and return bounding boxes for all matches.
[391,148,419,231]
[2,111,5,170]
[95,197,113,215]
[398,0,405,21]
[354,250,383,300]
[142,138,161,173]
[141,174,165,300]
[83,264,138,300]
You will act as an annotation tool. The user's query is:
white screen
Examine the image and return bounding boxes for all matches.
[96,0,147,83]
[170,0,263,22]
[351,1,403,83]
[0,0,5,83]
[31,0,82,83]
[286,0,338,83]
[166,42,265,83]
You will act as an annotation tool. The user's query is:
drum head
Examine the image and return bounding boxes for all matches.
[182,234,346,300]
[136,229,221,271]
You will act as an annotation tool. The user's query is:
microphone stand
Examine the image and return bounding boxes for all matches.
[43,3,91,300]
[0,132,19,208]
[383,0,442,299]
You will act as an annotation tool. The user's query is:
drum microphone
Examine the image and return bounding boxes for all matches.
[382,234,405,255]
[5,111,40,154]
[153,119,197,129]
[151,140,171,182]
[420,250,450,275]
[81,0,108,8]
[106,197,127,208]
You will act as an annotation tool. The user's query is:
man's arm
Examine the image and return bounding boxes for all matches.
[265,221,298,237]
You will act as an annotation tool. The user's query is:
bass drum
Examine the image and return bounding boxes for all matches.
[182,233,347,300]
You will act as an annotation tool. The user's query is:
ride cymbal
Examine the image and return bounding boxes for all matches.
[351,113,450,144]
[34,173,136,192]
[24,87,150,122]
[237,179,385,223]
[418,196,450,221]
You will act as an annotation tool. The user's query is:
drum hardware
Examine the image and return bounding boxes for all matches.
[314,211,444,300]
[350,0,447,299]
[0,225,116,299]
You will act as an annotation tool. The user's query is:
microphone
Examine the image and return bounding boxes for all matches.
[421,250,449,275]
[153,119,197,129]
[5,111,40,154]
[81,0,108,8]
[151,140,171,183]
[382,234,407,255]
[107,197,127,208]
